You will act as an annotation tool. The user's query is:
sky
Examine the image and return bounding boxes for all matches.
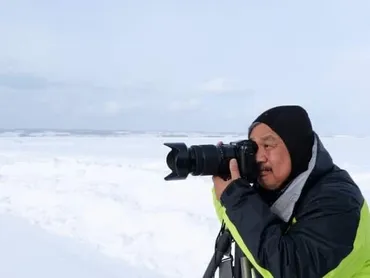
[0,0,369,135]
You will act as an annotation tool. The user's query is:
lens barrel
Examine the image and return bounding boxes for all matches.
[164,142,239,181]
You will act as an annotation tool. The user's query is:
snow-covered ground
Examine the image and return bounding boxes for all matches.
[0,132,369,278]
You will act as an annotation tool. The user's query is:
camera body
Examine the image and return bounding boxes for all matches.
[163,139,259,184]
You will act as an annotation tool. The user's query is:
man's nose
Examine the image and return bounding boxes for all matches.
[256,147,267,163]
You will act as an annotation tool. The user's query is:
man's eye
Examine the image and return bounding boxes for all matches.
[264,143,276,149]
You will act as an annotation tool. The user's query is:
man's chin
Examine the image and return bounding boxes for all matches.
[257,177,268,188]
[257,175,269,186]
[257,177,279,190]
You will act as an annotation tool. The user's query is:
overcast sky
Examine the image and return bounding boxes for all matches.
[0,0,369,135]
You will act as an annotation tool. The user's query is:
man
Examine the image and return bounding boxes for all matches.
[212,105,370,277]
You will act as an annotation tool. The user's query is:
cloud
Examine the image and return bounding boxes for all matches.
[101,100,145,116]
[325,48,370,91]
[167,98,201,111]
[0,72,52,90]
[198,78,253,95]
[102,101,121,115]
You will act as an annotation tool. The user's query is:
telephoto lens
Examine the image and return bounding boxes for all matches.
[163,139,259,183]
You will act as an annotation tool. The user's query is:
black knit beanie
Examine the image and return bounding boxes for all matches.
[249,105,314,186]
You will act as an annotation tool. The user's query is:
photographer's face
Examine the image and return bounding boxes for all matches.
[249,123,291,190]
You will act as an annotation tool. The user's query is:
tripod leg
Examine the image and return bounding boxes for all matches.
[219,238,233,278]
[203,229,232,278]
[240,256,253,278]
[233,243,242,278]
[219,256,234,278]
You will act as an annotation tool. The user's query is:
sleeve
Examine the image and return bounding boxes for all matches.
[213,178,364,278]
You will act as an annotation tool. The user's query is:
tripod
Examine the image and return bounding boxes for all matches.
[203,227,254,278]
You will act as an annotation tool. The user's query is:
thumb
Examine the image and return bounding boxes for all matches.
[229,158,241,179]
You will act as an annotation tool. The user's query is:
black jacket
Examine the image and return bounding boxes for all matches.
[212,133,370,277]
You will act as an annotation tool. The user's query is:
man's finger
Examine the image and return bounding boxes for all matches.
[212,175,220,183]
[230,158,241,179]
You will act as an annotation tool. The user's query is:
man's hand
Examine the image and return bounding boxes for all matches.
[212,158,241,200]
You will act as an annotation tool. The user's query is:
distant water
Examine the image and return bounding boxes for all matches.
[0,129,247,138]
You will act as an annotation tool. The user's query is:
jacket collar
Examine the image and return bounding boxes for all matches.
[269,132,334,222]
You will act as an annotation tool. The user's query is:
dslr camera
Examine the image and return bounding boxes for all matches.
[163,139,259,183]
